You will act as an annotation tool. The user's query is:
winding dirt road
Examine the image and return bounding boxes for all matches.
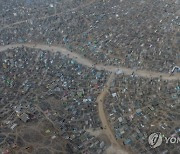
[97,73,129,154]
[0,43,179,154]
[97,73,116,145]
[0,43,179,81]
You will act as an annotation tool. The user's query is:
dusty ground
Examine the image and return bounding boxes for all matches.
[1,119,71,154]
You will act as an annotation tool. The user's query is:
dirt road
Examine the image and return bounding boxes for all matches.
[97,73,128,154]
[0,43,179,81]
[97,73,130,154]
[97,73,115,144]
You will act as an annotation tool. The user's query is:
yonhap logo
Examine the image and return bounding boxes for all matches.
[148,132,163,148]
[148,132,180,148]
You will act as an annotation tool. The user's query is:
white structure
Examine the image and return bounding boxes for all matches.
[171,66,180,74]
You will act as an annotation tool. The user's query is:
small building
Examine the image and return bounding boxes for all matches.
[118,117,123,122]
[20,113,29,122]
[136,108,142,115]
